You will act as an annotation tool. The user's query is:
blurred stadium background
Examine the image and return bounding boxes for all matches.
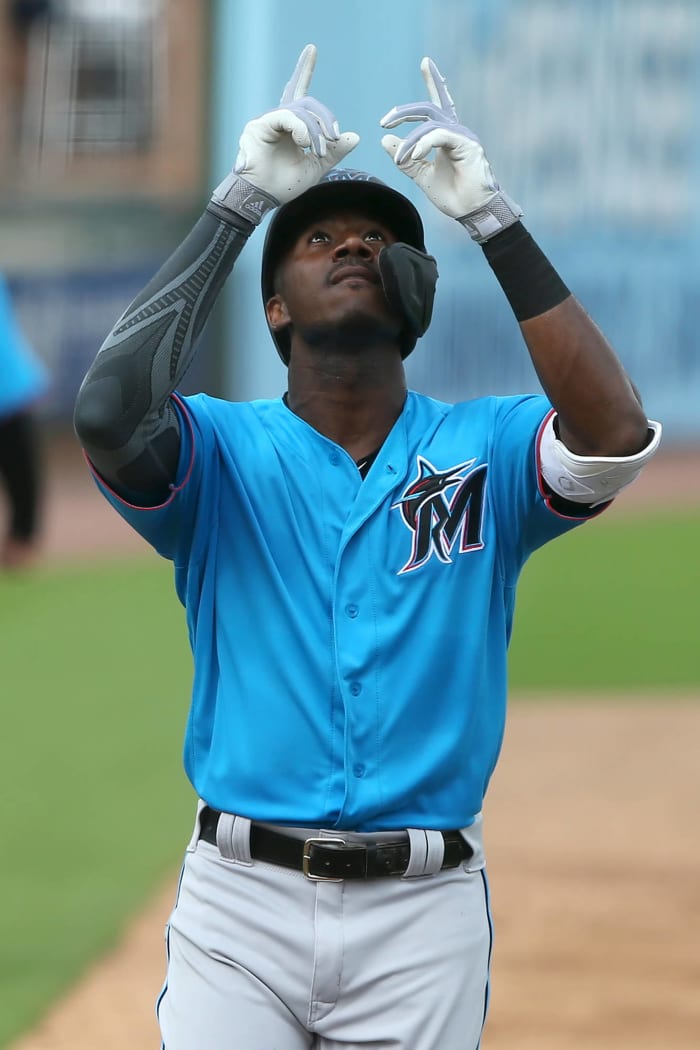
[0,1,698,1048]
[1,0,699,437]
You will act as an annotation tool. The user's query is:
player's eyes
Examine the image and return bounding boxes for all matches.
[307,228,385,244]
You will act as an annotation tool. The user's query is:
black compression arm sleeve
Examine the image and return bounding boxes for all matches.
[481,221,570,322]
[74,207,253,500]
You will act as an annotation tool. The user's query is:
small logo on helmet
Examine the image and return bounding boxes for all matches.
[323,169,382,184]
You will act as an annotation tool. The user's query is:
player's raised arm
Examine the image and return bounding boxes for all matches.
[380,58,655,462]
[73,44,358,501]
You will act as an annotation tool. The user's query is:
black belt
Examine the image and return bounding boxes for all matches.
[198,806,472,881]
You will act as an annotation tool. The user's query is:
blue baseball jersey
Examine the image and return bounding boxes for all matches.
[95,390,598,831]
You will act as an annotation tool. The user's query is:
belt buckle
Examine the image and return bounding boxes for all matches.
[302,836,346,881]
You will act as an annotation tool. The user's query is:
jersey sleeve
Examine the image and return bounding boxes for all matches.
[487,394,605,584]
[89,393,211,566]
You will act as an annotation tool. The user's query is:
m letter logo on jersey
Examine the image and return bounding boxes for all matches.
[394,456,487,574]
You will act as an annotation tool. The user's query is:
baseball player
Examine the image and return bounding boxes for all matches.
[74,46,661,1049]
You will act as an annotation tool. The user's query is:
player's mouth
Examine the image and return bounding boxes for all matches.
[330,264,379,286]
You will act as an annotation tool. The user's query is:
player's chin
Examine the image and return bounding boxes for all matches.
[304,308,401,350]
[335,287,401,333]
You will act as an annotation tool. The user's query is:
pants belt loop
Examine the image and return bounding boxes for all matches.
[216,813,253,865]
[186,799,208,853]
[423,829,446,874]
[403,828,445,878]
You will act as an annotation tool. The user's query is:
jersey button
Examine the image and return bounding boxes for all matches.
[349,681,362,696]
[353,764,366,778]
[329,450,341,466]
[345,603,359,618]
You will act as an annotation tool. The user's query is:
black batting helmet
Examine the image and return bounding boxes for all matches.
[261,169,427,364]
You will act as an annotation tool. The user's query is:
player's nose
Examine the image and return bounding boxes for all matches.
[332,233,373,260]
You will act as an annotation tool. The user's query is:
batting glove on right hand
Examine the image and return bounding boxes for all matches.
[211,44,360,227]
[380,58,522,243]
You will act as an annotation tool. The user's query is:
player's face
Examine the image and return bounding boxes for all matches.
[266,211,402,347]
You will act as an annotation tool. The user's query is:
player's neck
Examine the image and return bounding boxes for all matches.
[286,351,407,461]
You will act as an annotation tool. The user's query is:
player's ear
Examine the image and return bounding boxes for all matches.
[266,294,291,332]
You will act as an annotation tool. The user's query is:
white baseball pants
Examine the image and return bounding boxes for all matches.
[157,809,492,1049]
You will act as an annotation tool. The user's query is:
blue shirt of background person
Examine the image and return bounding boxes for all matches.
[0,274,48,419]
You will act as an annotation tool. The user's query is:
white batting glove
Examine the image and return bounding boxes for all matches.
[211,44,359,226]
[380,58,522,243]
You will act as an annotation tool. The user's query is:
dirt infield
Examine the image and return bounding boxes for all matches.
[6,434,700,1050]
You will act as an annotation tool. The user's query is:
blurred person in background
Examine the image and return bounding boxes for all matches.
[0,273,48,568]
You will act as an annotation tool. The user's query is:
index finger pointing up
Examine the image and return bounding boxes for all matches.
[421,57,458,119]
[280,43,317,104]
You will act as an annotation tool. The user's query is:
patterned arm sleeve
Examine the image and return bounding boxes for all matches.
[73,206,253,499]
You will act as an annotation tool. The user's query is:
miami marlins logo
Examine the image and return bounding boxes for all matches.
[394,456,487,574]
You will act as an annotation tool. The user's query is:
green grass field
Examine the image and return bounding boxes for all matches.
[0,509,697,1046]
[0,559,193,1047]
[509,509,699,690]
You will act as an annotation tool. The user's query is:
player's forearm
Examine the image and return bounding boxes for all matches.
[74,208,252,496]
[518,296,647,455]
[482,223,648,456]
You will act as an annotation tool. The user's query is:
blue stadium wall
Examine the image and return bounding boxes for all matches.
[210,0,700,442]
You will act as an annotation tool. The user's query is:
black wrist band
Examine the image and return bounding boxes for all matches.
[205,201,255,237]
[481,221,570,322]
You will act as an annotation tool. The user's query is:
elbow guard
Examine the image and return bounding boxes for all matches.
[539,415,663,506]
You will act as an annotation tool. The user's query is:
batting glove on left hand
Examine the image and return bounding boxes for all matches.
[380,58,522,243]
[212,44,360,227]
